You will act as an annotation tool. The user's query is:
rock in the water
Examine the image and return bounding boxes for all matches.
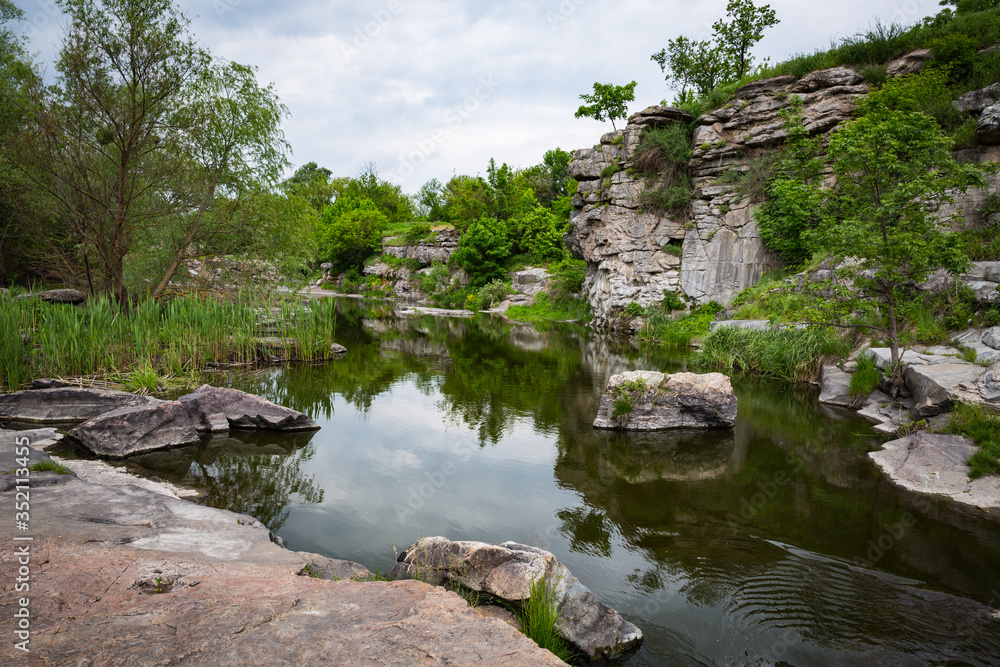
[299,553,372,581]
[390,537,643,661]
[983,327,1000,350]
[870,432,1000,509]
[981,362,1000,402]
[0,387,161,423]
[904,363,988,417]
[856,390,914,435]
[593,370,737,430]
[978,102,1000,145]
[178,385,320,432]
[68,401,201,458]
[818,365,856,408]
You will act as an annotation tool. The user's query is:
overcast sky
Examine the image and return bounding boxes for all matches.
[16,0,940,194]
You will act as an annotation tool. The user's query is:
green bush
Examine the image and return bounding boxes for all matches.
[639,183,692,215]
[476,279,511,309]
[638,301,722,348]
[451,217,513,288]
[319,197,389,271]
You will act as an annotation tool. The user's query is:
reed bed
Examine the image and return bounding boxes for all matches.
[696,325,850,383]
[0,290,340,392]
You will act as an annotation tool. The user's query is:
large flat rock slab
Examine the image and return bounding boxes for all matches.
[593,370,737,430]
[869,432,1000,510]
[904,363,987,417]
[818,364,855,408]
[0,387,161,422]
[67,401,201,458]
[179,385,320,432]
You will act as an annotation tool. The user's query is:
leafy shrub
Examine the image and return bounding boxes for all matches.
[860,64,888,87]
[451,217,512,288]
[639,183,692,215]
[513,208,566,263]
[662,242,684,258]
[319,197,389,271]
[419,261,451,294]
[477,279,511,308]
[403,222,433,244]
[661,290,686,312]
[624,302,644,318]
[929,33,978,83]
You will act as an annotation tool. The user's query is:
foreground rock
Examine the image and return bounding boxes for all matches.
[870,432,1000,511]
[818,364,855,409]
[593,370,738,430]
[905,363,988,417]
[0,386,160,422]
[180,385,320,432]
[65,385,320,457]
[391,536,643,661]
[67,401,201,458]
[0,432,564,666]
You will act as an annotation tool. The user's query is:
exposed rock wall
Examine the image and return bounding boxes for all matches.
[566,67,869,325]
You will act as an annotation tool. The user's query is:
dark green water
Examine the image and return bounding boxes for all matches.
[126,299,1000,665]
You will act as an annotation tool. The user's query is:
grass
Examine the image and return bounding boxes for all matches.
[849,355,883,398]
[638,301,723,348]
[634,124,694,216]
[515,577,576,663]
[506,292,591,324]
[945,403,1000,478]
[696,325,851,383]
[0,290,342,391]
[29,459,73,475]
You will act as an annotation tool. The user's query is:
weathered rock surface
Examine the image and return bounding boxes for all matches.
[0,436,563,666]
[818,364,856,408]
[0,386,161,423]
[383,228,459,266]
[68,401,201,458]
[954,83,1000,114]
[179,384,320,433]
[886,48,932,77]
[982,362,1000,402]
[0,428,73,492]
[857,390,915,435]
[512,267,551,297]
[26,288,87,304]
[298,553,372,581]
[870,432,1000,510]
[390,536,643,662]
[978,102,1000,145]
[984,327,1000,350]
[905,363,987,417]
[593,370,737,430]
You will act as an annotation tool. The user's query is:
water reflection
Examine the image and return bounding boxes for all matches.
[128,431,323,533]
[122,298,1000,665]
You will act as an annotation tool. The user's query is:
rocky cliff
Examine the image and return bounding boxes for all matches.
[566,66,870,324]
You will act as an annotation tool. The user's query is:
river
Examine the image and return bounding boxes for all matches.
[122,299,1000,665]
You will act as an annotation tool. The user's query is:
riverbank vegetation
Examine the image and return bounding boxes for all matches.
[0,291,340,392]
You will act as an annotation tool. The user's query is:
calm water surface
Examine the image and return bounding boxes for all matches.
[126,300,1000,666]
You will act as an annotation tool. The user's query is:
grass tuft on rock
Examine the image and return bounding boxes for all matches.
[849,355,882,398]
[945,403,1000,479]
[516,577,576,663]
[29,460,73,475]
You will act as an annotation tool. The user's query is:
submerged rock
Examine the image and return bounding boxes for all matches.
[870,432,1000,510]
[0,387,161,423]
[593,370,737,431]
[390,536,643,662]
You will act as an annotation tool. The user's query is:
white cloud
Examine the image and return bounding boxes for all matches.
[17,0,942,192]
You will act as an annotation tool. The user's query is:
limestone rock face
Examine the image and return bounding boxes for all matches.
[818,364,855,408]
[68,401,201,458]
[886,48,933,77]
[983,327,1000,350]
[981,362,1000,402]
[904,363,987,417]
[0,387,161,423]
[870,432,1000,510]
[954,83,1000,114]
[593,370,737,430]
[178,385,320,432]
[390,536,643,662]
[977,103,1000,145]
[383,229,459,266]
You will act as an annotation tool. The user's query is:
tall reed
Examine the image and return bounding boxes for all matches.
[0,289,341,391]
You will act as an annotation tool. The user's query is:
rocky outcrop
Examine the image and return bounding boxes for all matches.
[870,432,1000,510]
[905,363,989,417]
[383,229,459,265]
[981,362,1000,402]
[978,103,1000,145]
[818,364,855,408]
[390,536,643,662]
[67,401,201,458]
[593,370,737,430]
[886,48,932,77]
[0,430,563,666]
[566,69,869,324]
[64,385,320,457]
[179,385,320,433]
[0,386,161,422]
[954,83,1000,115]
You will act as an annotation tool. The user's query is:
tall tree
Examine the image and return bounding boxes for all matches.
[16,0,290,302]
[712,0,779,80]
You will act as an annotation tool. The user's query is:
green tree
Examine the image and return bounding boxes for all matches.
[651,37,732,99]
[282,162,335,212]
[415,178,446,221]
[712,0,779,80]
[804,79,992,382]
[574,81,637,131]
[652,0,777,99]
[319,197,388,271]
[451,217,512,287]
[331,163,414,224]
